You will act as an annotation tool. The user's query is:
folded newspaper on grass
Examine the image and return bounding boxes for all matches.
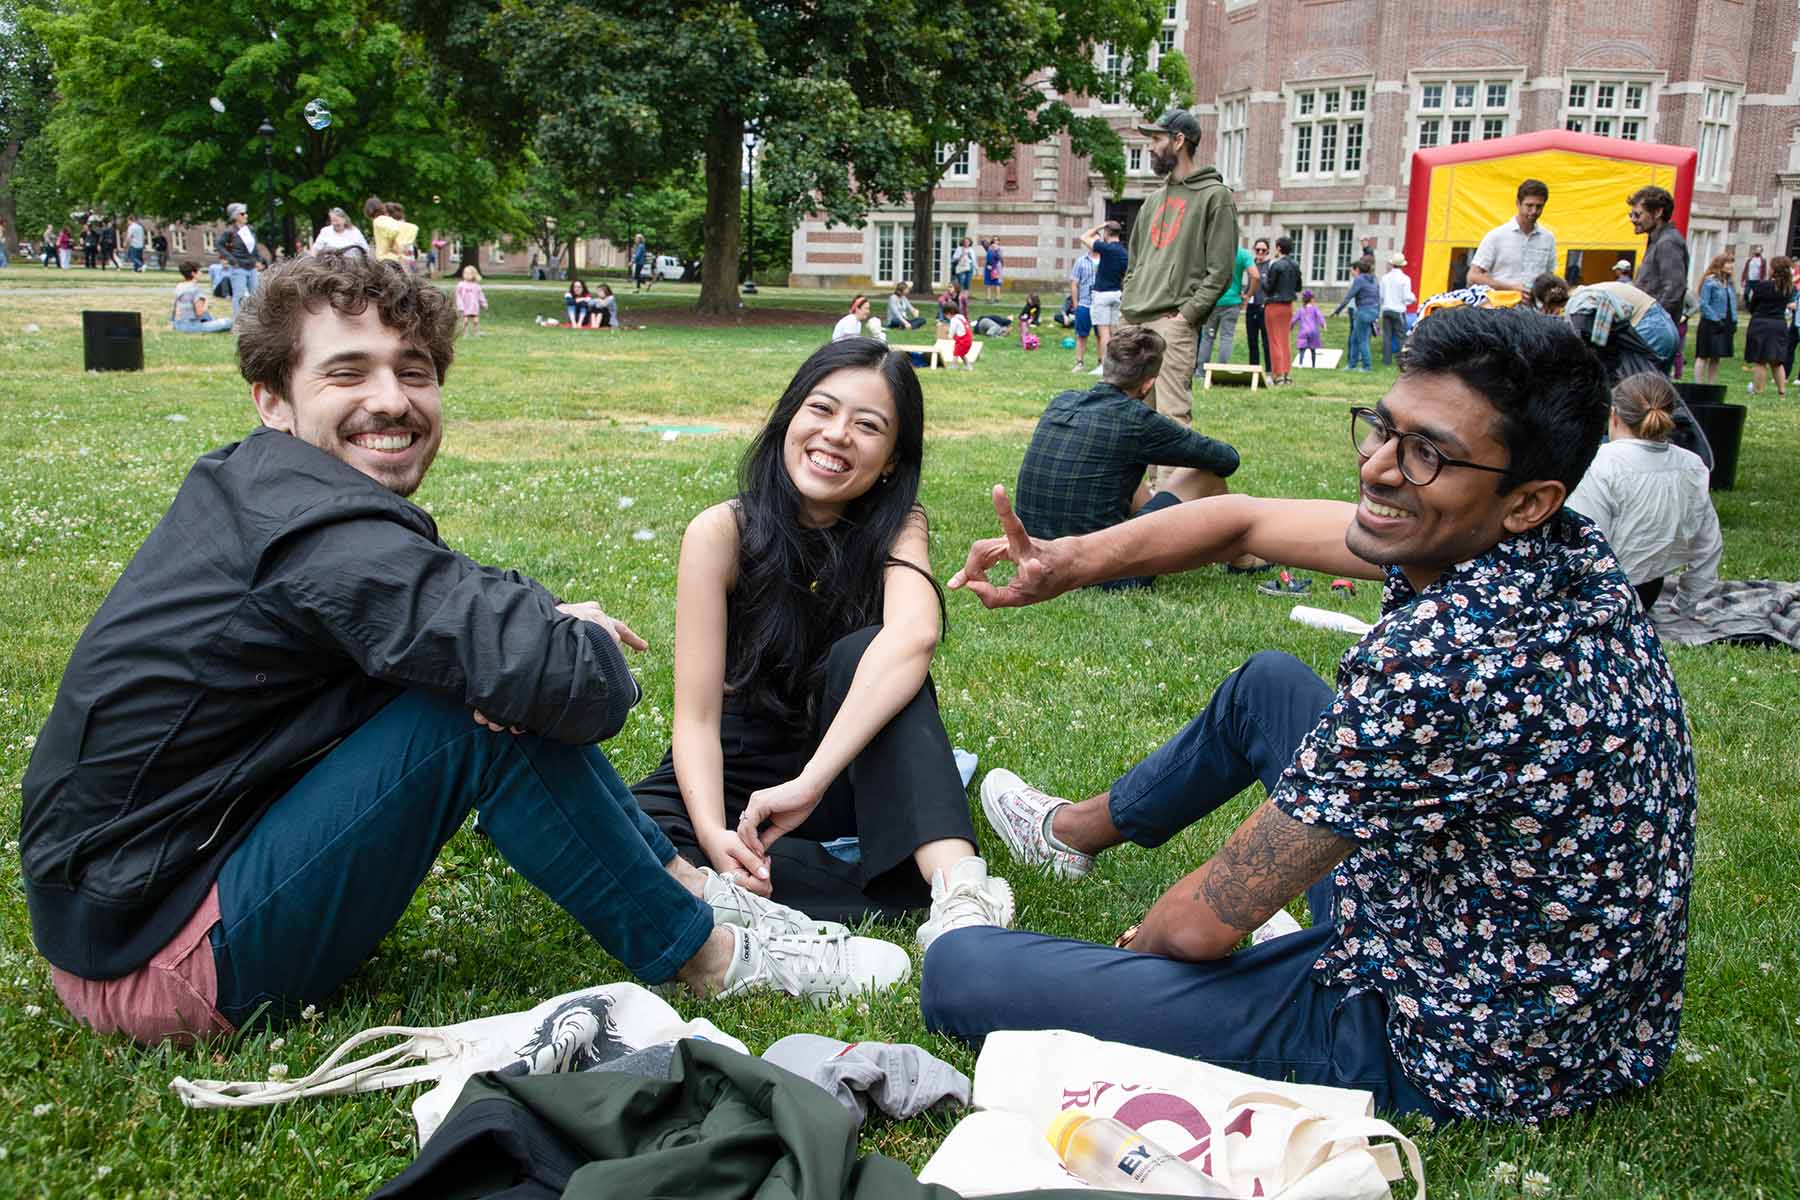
[170,983,746,1145]
[919,1029,1424,1200]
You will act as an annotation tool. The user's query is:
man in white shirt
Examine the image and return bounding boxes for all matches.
[1468,179,1555,294]
[831,295,872,342]
[125,216,147,272]
[1377,252,1415,366]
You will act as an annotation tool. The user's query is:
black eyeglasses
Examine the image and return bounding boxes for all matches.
[1349,407,1519,487]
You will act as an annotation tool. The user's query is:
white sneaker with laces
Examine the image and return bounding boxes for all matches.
[916,856,1015,951]
[717,926,910,1005]
[979,768,1094,880]
[699,867,846,938]
[1071,360,1086,373]
[1087,364,1104,376]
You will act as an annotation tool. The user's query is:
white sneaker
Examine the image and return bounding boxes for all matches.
[916,856,1015,951]
[717,926,910,1005]
[979,768,1094,880]
[699,867,846,938]
[1087,364,1104,376]
[1071,360,1086,373]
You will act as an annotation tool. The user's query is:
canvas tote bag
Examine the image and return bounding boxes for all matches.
[170,982,746,1144]
[919,1030,1424,1200]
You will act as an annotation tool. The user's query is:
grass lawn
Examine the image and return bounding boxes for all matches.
[0,267,1795,1198]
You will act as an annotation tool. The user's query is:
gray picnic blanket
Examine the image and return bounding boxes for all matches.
[1650,579,1800,649]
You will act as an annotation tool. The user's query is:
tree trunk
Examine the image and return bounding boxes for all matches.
[910,186,935,299]
[0,138,21,257]
[697,103,743,317]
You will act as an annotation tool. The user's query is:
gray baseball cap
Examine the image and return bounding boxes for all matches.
[1136,107,1202,145]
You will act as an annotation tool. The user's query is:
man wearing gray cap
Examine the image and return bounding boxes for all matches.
[218,202,263,315]
[1117,108,1239,494]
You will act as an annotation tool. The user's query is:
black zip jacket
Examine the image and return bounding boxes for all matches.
[217,223,261,268]
[21,427,639,980]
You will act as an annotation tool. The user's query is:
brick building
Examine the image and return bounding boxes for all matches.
[789,0,1800,298]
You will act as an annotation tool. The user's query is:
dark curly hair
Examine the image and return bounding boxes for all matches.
[235,252,457,397]
[1401,305,1610,495]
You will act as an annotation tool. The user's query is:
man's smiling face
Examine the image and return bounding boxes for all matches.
[251,305,444,496]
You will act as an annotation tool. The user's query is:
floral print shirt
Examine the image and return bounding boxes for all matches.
[1272,511,1696,1121]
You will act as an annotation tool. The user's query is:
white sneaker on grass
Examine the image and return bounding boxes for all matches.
[699,866,846,938]
[1087,364,1104,376]
[1071,359,1086,373]
[916,856,1015,951]
[979,768,1095,880]
[716,925,910,1005]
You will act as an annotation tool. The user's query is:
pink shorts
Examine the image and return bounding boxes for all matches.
[52,884,235,1044]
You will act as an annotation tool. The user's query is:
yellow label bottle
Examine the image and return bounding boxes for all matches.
[1044,1111,1230,1196]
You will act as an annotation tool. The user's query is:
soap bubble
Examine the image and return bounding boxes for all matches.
[209,96,226,113]
[303,99,332,131]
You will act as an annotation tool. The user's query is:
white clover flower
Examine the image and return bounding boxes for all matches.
[1523,1169,1551,1195]
[1490,1161,1518,1184]
[301,1004,320,1022]
[269,1038,284,1052]
[267,1064,289,1081]
[95,1166,112,1180]
[23,1004,42,1018]
[31,1104,52,1118]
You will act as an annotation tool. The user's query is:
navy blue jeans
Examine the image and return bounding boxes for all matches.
[923,651,1450,1119]
[211,690,712,1027]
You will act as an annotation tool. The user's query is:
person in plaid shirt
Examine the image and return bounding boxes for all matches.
[928,306,1695,1124]
[1013,327,1239,590]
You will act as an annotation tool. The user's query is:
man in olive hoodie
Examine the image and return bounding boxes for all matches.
[1119,108,1240,492]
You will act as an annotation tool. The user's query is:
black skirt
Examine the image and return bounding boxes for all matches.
[1744,316,1789,365]
[1694,317,1735,360]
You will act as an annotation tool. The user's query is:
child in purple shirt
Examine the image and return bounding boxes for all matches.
[1292,289,1327,367]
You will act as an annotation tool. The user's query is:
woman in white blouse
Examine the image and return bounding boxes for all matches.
[1566,372,1722,615]
[310,207,372,257]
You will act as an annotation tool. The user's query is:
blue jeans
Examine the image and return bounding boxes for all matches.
[1635,304,1679,366]
[210,690,712,1027]
[129,246,145,271]
[1347,308,1376,370]
[565,300,590,325]
[922,651,1451,1120]
[1380,311,1405,364]
[172,317,234,334]
[227,266,257,314]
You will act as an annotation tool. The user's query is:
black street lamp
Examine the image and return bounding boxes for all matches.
[742,126,758,294]
[257,118,275,256]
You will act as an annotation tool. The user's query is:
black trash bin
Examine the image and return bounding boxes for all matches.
[1673,381,1727,408]
[1686,402,1747,491]
[81,310,144,372]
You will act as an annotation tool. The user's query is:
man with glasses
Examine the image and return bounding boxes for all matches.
[927,306,1696,1124]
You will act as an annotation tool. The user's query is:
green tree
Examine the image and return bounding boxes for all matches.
[863,0,1190,295]
[393,0,913,316]
[0,0,60,255]
[27,0,514,254]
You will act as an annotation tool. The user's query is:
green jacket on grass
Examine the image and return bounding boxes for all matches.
[1120,164,1239,331]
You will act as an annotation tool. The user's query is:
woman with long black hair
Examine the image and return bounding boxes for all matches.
[634,338,1013,948]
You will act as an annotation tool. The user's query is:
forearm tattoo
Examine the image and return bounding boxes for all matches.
[1198,802,1351,931]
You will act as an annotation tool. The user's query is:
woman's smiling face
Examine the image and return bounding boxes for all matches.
[781,367,898,527]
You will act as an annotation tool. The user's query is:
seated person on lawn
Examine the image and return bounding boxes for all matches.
[929,306,1695,1124]
[633,339,1015,949]
[19,254,907,1045]
[1013,326,1242,589]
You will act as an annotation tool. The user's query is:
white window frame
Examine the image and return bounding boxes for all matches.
[1696,85,1738,189]
[1156,1,1182,66]
[937,142,974,186]
[1099,43,1127,106]
[170,228,188,253]
[490,244,505,265]
[1284,224,1355,285]
[1218,93,1248,187]
[1334,227,1356,284]
[201,230,216,253]
[1127,144,1148,176]
[1562,73,1658,142]
[876,223,896,284]
[1285,80,1369,182]
[1412,72,1518,150]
